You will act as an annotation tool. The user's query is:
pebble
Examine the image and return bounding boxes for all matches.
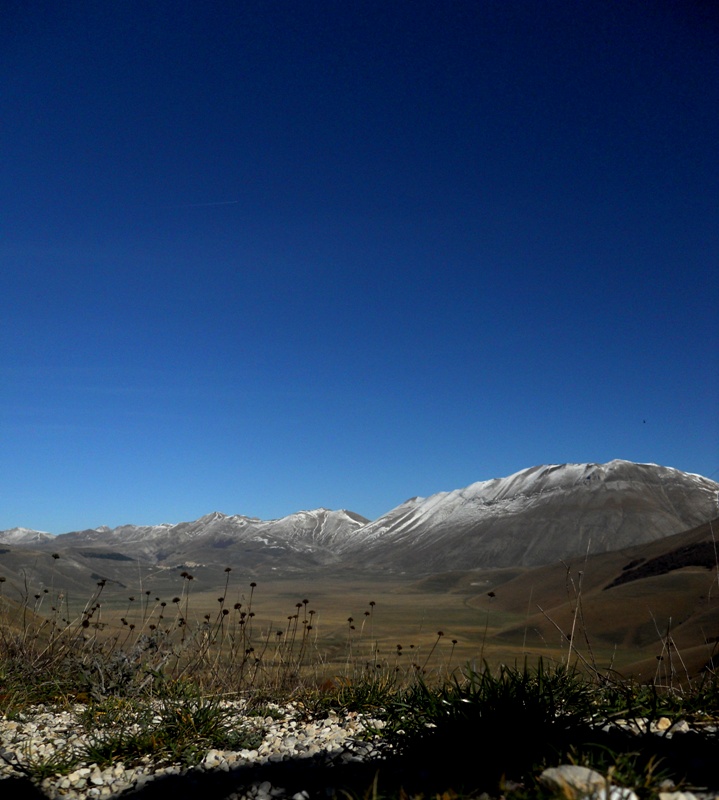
[540,765,607,795]
[660,794,701,800]
[540,765,639,800]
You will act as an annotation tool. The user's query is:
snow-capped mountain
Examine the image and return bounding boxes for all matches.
[0,527,55,545]
[44,508,369,566]
[335,460,719,570]
[2,461,717,574]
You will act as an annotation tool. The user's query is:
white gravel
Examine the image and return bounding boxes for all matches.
[3,704,719,799]
[0,700,387,799]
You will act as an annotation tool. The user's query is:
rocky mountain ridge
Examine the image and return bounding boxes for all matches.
[2,460,717,573]
[335,460,719,570]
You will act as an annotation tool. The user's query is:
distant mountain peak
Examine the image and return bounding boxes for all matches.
[0,527,55,544]
[198,511,227,523]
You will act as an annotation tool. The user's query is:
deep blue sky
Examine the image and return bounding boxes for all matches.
[2,1,718,533]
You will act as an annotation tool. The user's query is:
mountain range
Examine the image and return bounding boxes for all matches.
[2,460,718,577]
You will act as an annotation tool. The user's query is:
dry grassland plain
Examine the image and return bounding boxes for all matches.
[4,531,719,685]
[36,562,715,682]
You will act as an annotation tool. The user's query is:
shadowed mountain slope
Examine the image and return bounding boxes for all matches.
[472,516,719,677]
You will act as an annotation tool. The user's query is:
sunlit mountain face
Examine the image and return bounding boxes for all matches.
[3,461,717,576]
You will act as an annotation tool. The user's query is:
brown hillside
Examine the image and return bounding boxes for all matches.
[475,517,719,676]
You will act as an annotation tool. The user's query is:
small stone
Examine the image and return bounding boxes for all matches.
[654,717,672,732]
[659,793,699,800]
[606,789,639,800]
[539,765,606,796]
[68,769,88,785]
[669,720,690,734]
[203,749,222,768]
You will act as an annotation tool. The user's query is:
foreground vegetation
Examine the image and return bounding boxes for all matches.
[1,567,718,799]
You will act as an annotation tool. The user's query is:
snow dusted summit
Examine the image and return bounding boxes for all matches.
[2,461,717,574]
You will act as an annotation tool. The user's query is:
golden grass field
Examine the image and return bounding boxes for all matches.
[31,559,714,684]
[3,517,719,685]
